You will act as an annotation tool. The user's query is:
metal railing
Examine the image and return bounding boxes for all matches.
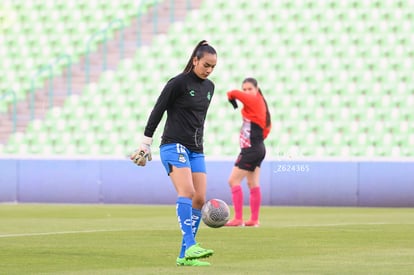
[85,18,125,83]
[0,90,17,133]
[29,54,72,120]
[55,54,72,97]
[30,65,52,120]
[4,0,196,135]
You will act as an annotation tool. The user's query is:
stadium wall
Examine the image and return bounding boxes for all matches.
[0,159,413,206]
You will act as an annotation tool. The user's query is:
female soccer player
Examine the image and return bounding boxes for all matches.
[130,40,217,266]
[225,77,271,227]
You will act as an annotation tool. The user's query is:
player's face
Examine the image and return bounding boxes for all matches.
[193,53,217,79]
[242,82,258,95]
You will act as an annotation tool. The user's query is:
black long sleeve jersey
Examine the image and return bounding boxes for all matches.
[144,71,215,153]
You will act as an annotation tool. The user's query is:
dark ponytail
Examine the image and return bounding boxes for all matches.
[258,88,272,128]
[243,77,271,128]
[183,40,217,73]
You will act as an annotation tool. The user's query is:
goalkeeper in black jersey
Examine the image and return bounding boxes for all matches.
[131,40,217,266]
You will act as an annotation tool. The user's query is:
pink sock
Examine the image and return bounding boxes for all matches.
[231,185,243,220]
[249,186,261,221]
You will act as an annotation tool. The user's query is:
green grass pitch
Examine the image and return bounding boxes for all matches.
[0,204,413,274]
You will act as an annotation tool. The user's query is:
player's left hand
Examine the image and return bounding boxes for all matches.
[228,99,238,109]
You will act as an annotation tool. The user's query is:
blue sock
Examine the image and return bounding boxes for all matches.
[176,197,196,254]
[179,207,202,258]
[191,208,202,237]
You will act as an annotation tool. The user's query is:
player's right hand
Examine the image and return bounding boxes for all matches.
[130,136,153,166]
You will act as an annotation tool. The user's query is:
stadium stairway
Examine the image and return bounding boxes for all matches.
[0,0,203,144]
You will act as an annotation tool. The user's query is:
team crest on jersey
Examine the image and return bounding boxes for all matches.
[207,91,211,101]
[178,154,186,163]
[189,90,195,96]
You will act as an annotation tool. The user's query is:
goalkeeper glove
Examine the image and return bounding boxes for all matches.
[130,136,153,166]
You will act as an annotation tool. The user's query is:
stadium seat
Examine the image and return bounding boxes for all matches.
[1,0,413,158]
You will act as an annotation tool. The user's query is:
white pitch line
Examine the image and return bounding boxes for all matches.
[2,222,413,238]
[0,229,127,238]
[277,222,389,228]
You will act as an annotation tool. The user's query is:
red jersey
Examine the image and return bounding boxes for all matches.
[227,90,271,148]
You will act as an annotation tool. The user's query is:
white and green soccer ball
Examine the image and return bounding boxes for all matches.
[201,198,230,228]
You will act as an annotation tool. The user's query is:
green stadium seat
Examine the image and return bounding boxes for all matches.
[1,0,412,158]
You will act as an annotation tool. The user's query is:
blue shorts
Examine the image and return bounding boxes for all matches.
[160,143,206,175]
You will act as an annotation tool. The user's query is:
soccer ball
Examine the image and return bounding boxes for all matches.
[201,198,230,228]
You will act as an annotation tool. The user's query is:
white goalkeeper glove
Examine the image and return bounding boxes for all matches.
[130,136,153,166]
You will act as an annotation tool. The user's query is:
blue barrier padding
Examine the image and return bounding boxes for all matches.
[270,161,358,206]
[0,159,18,202]
[18,160,101,203]
[1,159,413,206]
[358,162,414,206]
